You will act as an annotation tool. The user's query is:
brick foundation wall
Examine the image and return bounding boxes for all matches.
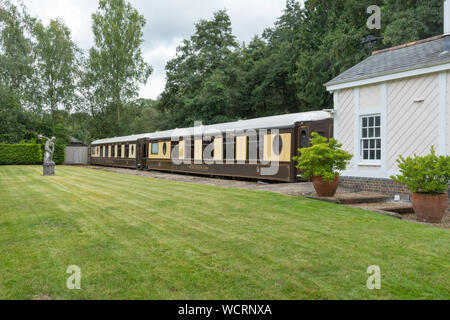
[339,176,450,212]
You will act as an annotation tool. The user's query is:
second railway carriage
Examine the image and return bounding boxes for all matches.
[90,110,333,182]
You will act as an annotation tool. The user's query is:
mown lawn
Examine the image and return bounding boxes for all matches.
[0,166,448,300]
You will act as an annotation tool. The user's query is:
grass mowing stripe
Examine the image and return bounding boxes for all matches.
[0,166,448,299]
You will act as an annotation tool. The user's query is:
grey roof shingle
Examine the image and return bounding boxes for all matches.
[325,35,450,87]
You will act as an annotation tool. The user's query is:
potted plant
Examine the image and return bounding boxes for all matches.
[293,132,353,197]
[391,147,450,223]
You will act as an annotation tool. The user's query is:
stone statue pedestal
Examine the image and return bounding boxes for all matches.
[43,164,55,176]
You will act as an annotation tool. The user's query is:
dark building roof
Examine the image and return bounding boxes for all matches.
[325,35,450,87]
[68,137,87,147]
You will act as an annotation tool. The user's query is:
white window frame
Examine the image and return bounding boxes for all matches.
[359,114,382,164]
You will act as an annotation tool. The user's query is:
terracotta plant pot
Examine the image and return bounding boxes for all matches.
[411,192,448,223]
[312,176,339,197]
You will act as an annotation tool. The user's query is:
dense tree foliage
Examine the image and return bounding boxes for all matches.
[0,0,444,144]
[158,0,443,129]
[0,0,34,97]
[33,19,79,117]
[87,0,153,136]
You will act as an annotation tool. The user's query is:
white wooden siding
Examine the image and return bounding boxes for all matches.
[447,72,450,154]
[386,74,440,172]
[360,84,381,111]
[337,88,355,170]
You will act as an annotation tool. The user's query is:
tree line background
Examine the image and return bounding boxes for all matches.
[0,0,443,145]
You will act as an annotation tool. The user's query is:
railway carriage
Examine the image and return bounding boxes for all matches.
[90,110,333,182]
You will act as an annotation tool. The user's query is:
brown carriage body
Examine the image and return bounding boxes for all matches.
[90,112,333,182]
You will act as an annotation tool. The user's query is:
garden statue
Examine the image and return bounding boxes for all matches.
[38,135,56,176]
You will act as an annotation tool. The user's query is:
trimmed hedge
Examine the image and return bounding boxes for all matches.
[53,144,66,165]
[0,144,42,165]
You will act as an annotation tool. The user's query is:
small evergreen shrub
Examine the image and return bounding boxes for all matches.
[292,132,353,182]
[0,143,42,165]
[391,146,450,194]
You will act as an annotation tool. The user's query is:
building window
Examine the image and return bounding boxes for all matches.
[361,115,381,161]
[151,142,159,155]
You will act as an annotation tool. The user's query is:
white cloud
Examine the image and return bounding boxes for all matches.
[139,39,180,100]
[21,0,287,99]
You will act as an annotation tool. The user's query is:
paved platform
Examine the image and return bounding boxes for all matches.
[348,202,414,214]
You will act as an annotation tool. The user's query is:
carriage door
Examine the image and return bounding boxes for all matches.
[137,138,148,170]
[296,126,310,178]
[299,127,310,149]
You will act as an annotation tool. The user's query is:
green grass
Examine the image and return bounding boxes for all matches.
[0,166,448,300]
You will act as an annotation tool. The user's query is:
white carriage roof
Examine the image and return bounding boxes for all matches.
[91,110,332,145]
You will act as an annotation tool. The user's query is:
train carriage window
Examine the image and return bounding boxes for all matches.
[248,134,258,162]
[91,146,95,155]
[130,145,134,156]
[125,145,130,158]
[151,142,159,155]
[162,143,167,156]
[272,134,283,156]
[223,136,235,162]
[101,146,104,157]
[203,137,213,161]
[118,145,122,157]
[111,145,115,157]
[172,140,180,159]
[300,131,308,148]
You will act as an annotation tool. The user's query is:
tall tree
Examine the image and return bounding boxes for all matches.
[33,18,79,117]
[159,10,239,128]
[382,0,443,46]
[0,0,35,96]
[89,0,152,135]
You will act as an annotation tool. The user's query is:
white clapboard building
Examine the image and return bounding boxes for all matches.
[325,1,450,198]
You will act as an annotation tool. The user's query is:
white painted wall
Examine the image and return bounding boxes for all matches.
[387,74,440,171]
[336,88,355,171]
[446,72,450,154]
[334,72,444,179]
[360,84,381,111]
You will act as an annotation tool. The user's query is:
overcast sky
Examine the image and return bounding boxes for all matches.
[21,0,288,100]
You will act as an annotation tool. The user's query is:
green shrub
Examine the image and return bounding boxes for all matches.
[292,132,353,182]
[391,146,450,194]
[0,143,42,165]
